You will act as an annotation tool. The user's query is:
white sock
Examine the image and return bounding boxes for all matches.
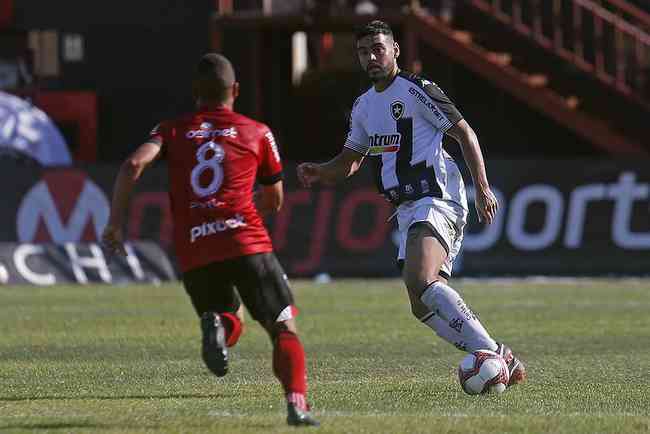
[420,312,468,352]
[420,281,497,353]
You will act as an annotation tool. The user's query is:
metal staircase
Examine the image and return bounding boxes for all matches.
[402,9,648,154]
[467,0,650,110]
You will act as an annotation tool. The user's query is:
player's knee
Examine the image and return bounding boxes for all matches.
[403,270,432,298]
[403,226,446,297]
[275,318,297,335]
[261,318,297,339]
[409,301,429,319]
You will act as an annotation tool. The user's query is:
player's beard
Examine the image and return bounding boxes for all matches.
[367,66,388,83]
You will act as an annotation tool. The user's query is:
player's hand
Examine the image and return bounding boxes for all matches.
[102,224,127,256]
[474,187,498,225]
[297,162,322,188]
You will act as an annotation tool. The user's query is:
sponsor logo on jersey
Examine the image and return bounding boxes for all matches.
[190,214,247,243]
[390,100,405,120]
[265,131,281,162]
[190,199,226,209]
[186,126,237,139]
[409,87,444,121]
[368,132,401,154]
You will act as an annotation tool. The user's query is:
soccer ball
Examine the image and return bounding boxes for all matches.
[458,350,510,395]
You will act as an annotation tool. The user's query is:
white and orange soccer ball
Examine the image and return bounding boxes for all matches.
[458,350,510,395]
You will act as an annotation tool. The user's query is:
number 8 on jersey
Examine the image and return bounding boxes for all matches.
[191,140,225,197]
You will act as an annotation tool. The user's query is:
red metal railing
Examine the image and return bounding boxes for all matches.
[470,0,650,108]
[597,0,650,31]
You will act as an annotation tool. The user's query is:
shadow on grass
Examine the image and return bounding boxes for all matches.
[2,419,283,432]
[0,392,229,402]
[0,421,103,430]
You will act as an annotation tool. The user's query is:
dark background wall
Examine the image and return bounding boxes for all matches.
[12,0,214,161]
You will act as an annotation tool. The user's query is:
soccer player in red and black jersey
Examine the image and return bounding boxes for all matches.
[102,53,319,427]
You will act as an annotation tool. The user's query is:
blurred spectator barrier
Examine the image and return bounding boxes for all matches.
[0,161,648,277]
[0,241,176,285]
[0,91,71,166]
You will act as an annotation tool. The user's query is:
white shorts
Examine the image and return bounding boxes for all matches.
[396,196,467,278]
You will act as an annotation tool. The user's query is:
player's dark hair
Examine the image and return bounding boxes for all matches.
[355,20,394,41]
[194,53,236,102]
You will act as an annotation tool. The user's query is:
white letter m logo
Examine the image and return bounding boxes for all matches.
[17,179,110,243]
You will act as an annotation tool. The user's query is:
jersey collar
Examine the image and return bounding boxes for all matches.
[373,68,400,93]
[198,104,232,112]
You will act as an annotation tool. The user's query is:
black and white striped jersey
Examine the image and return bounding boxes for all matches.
[345,71,464,205]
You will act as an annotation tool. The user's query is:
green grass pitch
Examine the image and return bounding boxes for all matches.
[1,278,649,433]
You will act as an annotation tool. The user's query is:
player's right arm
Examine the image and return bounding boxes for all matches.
[297,148,365,188]
[297,96,368,188]
[103,124,164,255]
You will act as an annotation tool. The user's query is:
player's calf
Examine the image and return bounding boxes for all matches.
[201,312,228,377]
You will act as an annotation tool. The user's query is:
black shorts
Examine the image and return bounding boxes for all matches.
[182,252,294,323]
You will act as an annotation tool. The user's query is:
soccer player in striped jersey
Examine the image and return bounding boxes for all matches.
[297,20,525,386]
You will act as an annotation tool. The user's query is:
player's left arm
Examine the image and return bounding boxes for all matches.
[445,120,498,224]
[255,128,284,215]
[256,180,284,215]
[103,141,162,255]
[416,80,498,224]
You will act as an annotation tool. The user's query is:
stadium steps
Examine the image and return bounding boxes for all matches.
[463,0,650,111]
[445,0,650,153]
[407,11,648,155]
